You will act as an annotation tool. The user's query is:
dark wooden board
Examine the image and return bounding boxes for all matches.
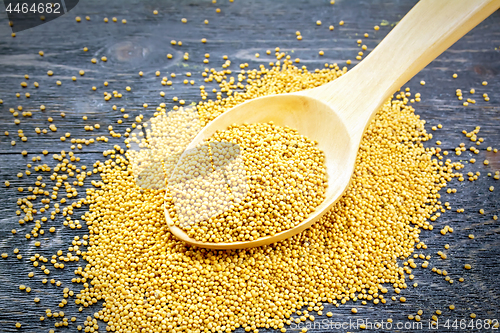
[0,0,499,332]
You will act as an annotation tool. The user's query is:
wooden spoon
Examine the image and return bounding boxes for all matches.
[165,0,500,249]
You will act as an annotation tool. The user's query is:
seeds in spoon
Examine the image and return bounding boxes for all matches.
[167,122,328,243]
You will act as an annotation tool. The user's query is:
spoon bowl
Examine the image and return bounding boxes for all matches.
[165,0,500,249]
[165,93,356,249]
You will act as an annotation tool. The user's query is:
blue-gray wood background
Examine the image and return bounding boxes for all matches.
[0,0,499,332]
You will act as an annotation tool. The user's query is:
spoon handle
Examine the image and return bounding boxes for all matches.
[314,0,500,139]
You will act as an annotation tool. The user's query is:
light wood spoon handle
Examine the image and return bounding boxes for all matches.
[306,0,500,141]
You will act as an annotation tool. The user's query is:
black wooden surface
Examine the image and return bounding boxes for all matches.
[0,0,499,332]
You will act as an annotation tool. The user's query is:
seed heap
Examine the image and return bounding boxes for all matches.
[69,59,465,333]
[166,122,328,243]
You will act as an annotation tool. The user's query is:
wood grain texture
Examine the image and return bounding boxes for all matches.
[0,0,499,332]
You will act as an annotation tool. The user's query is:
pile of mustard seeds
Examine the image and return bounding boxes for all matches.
[73,60,463,332]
